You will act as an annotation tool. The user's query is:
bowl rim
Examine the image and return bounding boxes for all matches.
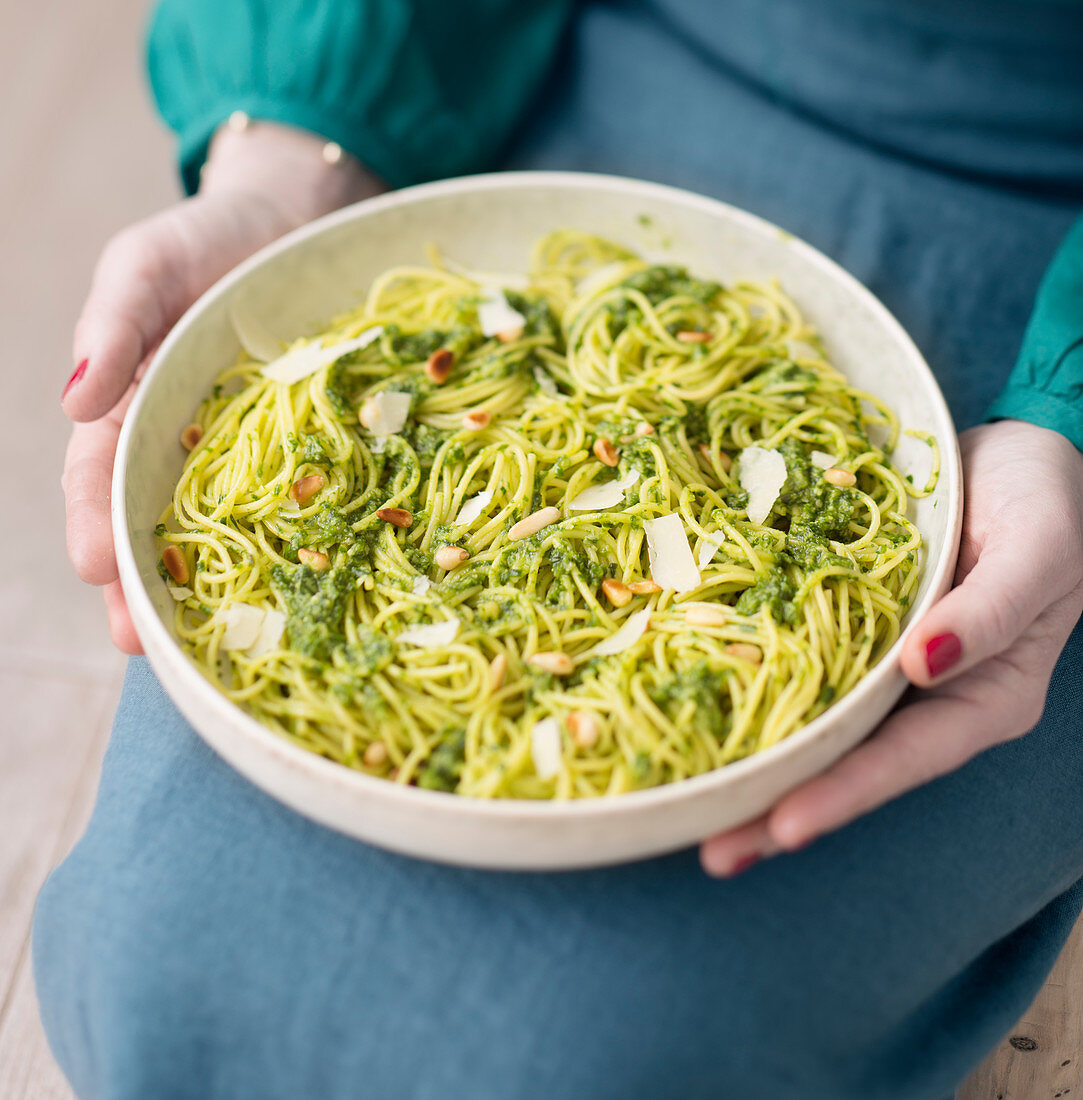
[113,169,963,822]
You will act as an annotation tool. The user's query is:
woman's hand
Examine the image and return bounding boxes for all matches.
[61,122,384,652]
[700,419,1083,876]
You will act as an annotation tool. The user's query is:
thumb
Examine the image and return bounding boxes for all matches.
[901,522,1067,688]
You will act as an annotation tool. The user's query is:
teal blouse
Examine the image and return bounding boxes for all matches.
[146,0,1083,452]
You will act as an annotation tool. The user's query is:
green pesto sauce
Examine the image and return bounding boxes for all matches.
[417,730,467,791]
[605,265,722,333]
[491,532,606,591]
[649,661,732,742]
[775,437,857,543]
[382,322,483,367]
[270,547,373,663]
[751,361,818,392]
[503,291,562,345]
[622,265,722,306]
[300,435,329,464]
[731,439,859,623]
[735,572,798,623]
[401,421,454,465]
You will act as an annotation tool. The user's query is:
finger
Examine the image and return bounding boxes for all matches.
[900,524,1072,688]
[699,815,777,877]
[103,580,143,655]
[64,224,176,422]
[766,677,1038,851]
[63,413,123,585]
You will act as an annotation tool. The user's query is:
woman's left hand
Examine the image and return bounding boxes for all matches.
[700,419,1083,876]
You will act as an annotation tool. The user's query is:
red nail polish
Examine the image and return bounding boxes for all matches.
[63,358,88,400]
[731,853,762,876]
[925,632,962,679]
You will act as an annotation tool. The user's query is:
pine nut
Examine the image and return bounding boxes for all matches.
[297,547,330,571]
[489,652,507,692]
[628,580,662,595]
[698,445,732,473]
[462,410,491,431]
[377,507,413,528]
[362,741,388,768]
[435,545,469,570]
[509,506,561,541]
[180,423,203,450]
[601,578,632,607]
[162,545,188,585]
[289,474,326,505]
[677,330,711,343]
[686,604,729,627]
[635,422,655,437]
[725,642,763,664]
[824,467,857,487]
[424,348,454,384]
[528,651,574,676]
[567,711,599,749]
[496,327,524,343]
[593,438,619,466]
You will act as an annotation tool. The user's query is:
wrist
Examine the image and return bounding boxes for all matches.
[199,116,387,228]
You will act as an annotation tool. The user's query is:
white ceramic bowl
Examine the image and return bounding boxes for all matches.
[114,172,962,870]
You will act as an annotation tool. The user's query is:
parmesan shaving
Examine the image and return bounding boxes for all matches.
[261,326,384,385]
[810,450,836,470]
[365,390,412,438]
[696,534,724,571]
[229,301,283,363]
[530,718,563,780]
[454,489,493,526]
[246,609,286,660]
[567,469,640,512]
[737,446,788,526]
[412,576,432,596]
[591,608,651,657]
[167,585,193,602]
[644,514,701,592]
[397,618,460,648]
[477,288,526,337]
[219,604,266,651]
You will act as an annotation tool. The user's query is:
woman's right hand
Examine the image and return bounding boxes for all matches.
[61,121,384,652]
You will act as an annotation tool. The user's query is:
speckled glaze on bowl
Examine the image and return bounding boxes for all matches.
[113,172,962,870]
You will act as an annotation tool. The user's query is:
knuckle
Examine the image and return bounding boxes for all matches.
[99,225,156,277]
[68,536,103,584]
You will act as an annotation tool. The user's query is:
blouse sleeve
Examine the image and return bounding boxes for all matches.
[987,215,1083,452]
[146,0,572,195]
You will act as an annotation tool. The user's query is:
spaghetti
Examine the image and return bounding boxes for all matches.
[156,230,936,799]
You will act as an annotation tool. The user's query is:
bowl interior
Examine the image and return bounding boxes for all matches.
[114,172,961,868]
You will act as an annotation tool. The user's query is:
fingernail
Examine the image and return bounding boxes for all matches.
[925,632,962,679]
[730,853,762,876]
[62,358,88,400]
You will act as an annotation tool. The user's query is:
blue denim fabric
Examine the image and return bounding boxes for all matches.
[36,2,1083,1097]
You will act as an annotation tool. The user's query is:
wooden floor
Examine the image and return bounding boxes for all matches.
[0,2,1078,1097]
